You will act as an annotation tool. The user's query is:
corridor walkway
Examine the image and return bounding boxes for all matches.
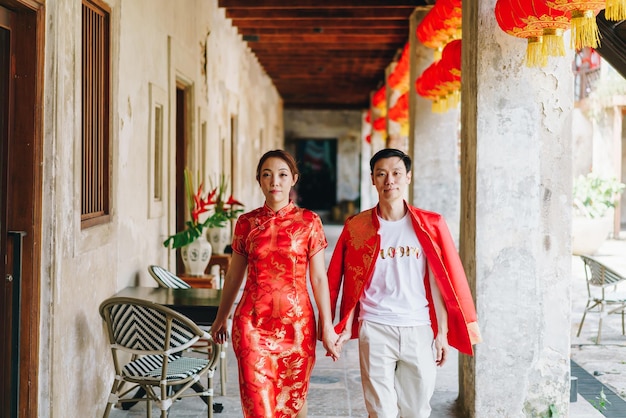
[107,224,624,417]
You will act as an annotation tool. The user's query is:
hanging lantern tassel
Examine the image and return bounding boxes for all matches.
[570,9,600,49]
[495,0,547,67]
[526,36,546,67]
[545,1,604,50]
[542,28,566,57]
[605,0,626,21]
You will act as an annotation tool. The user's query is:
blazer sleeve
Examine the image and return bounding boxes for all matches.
[327,225,348,321]
[434,216,482,346]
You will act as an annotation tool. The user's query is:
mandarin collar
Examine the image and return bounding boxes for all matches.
[262,201,295,218]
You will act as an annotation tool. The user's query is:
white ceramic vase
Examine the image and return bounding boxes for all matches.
[180,235,212,276]
[571,213,613,255]
[207,223,231,254]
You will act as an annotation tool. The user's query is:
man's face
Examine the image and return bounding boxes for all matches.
[371,156,411,202]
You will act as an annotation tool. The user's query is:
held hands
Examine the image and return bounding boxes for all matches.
[434,331,449,367]
[322,325,352,361]
[321,325,341,361]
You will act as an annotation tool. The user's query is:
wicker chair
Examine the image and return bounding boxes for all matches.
[148,264,229,396]
[99,296,219,418]
[148,265,191,289]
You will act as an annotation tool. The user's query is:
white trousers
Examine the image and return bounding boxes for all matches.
[358,321,436,418]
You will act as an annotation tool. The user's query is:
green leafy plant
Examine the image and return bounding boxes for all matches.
[590,388,611,411]
[547,404,558,417]
[163,169,244,249]
[573,173,625,219]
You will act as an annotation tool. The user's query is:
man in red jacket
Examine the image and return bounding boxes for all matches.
[328,148,481,418]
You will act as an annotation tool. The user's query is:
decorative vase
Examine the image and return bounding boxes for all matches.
[180,235,212,276]
[571,214,613,255]
[207,223,231,254]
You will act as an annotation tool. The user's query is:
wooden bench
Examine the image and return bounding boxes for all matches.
[577,255,626,343]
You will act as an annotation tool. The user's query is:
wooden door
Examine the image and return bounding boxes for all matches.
[0,3,42,417]
[0,8,14,417]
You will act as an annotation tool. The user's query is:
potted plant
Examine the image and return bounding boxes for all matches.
[205,173,244,254]
[162,169,243,275]
[572,173,625,255]
[162,169,214,275]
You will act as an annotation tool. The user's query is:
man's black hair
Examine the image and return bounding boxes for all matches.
[369,148,412,173]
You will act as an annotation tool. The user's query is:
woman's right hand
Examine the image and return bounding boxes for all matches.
[210,318,229,344]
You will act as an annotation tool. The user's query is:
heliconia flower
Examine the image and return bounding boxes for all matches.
[206,188,218,205]
[226,195,244,207]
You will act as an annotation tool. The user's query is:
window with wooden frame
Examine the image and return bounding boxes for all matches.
[81,0,111,228]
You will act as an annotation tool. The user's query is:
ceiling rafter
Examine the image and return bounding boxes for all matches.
[217,1,423,109]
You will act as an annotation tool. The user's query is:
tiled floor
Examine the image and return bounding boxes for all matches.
[106,226,626,417]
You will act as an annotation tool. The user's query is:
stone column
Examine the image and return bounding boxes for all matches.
[459,1,574,416]
[409,8,461,243]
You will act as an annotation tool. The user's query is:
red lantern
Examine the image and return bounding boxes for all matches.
[495,0,547,67]
[388,92,409,122]
[371,86,386,110]
[416,62,453,113]
[372,117,386,132]
[440,40,461,109]
[388,43,410,92]
[544,0,604,49]
[416,0,462,60]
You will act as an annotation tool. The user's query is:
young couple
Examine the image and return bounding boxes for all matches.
[210,148,481,418]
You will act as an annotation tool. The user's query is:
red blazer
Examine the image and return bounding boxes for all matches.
[327,204,482,356]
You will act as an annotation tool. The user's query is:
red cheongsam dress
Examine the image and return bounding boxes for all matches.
[230,202,327,418]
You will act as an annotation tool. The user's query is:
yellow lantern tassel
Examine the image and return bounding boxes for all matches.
[570,9,600,50]
[542,29,566,57]
[447,90,460,109]
[433,47,443,62]
[605,0,626,20]
[526,37,547,68]
[399,123,409,137]
[432,98,446,113]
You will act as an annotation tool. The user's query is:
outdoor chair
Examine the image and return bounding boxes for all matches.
[148,264,229,396]
[99,296,219,418]
[577,255,626,344]
[148,264,191,289]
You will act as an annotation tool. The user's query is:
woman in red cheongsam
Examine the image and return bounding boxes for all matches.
[210,150,340,417]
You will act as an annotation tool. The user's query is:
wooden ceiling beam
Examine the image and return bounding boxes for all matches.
[249,43,400,51]
[225,8,415,19]
[219,0,423,8]
[218,1,423,108]
[243,34,407,44]
[231,18,408,28]
[238,27,409,36]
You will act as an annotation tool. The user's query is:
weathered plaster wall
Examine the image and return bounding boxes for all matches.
[459,0,573,416]
[39,0,282,416]
[284,109,362,207]
[572,107,594,177]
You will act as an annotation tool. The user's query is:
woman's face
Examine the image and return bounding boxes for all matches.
[259,157,298,210]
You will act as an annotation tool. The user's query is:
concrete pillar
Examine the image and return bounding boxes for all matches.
[409,8,461,243]
[459,1,574,416]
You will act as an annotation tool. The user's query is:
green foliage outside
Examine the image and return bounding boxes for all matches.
[573,173,625,219]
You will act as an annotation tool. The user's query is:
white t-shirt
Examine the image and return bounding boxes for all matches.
[359,212,431,327]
